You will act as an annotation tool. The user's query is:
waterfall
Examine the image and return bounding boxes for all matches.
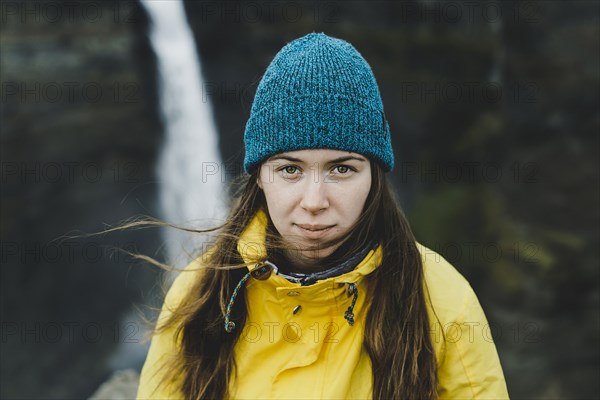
[141,0,227,268]
[97,0,227,378]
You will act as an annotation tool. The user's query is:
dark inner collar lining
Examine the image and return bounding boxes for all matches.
[273,241,376,286]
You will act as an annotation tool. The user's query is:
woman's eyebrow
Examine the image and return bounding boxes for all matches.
[267,155,303,163]
[326,156,367,164]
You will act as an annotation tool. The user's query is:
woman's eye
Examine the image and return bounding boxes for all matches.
[281,166,300,176]
[333,165,354,174]
[279,165,301,179]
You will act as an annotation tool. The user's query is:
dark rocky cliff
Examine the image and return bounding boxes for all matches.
[1,1,163,397]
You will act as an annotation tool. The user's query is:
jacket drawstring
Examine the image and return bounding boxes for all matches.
[225,262,277,333]
[344,283,358,326]
[224,270,252,333]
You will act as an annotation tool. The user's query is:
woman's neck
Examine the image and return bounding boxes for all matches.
[274,239,354,275]
[280,249,332,274]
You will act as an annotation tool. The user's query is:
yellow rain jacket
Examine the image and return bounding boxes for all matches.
[137,209,509,399]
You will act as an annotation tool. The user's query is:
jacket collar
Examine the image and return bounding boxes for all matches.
[236,208,383,286]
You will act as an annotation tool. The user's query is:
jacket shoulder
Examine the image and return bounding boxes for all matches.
[136,255,207,400]
[416,242,473,322]
[161,255,207,316]
[415,243,510,398]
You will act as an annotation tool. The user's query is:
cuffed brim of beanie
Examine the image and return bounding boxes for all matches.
[243,95,394,173]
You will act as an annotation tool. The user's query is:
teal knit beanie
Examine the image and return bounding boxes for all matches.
[243,32,394,173]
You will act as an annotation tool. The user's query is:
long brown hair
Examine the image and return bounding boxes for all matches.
[117,160,439,399]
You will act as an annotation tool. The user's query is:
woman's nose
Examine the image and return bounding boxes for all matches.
[299,177,330,213]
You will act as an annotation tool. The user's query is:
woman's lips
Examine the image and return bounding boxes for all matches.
[294,224,335,239]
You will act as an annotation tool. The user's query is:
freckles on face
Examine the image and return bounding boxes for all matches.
[257,149,372,259]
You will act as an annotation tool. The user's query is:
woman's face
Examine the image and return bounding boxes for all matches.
[257,149,372,269]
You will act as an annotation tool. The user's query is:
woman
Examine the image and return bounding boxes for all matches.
[136,32,509,399]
